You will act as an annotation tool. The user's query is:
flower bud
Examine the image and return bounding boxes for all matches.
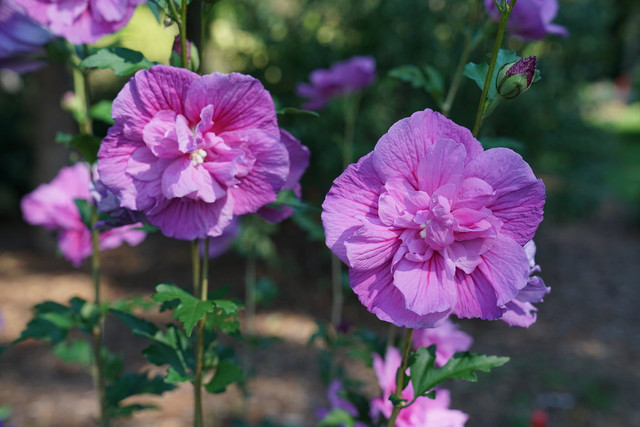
[496,56,537,99]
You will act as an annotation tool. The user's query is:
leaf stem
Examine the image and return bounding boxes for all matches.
[471,0,518,137]
[387,327,414,426]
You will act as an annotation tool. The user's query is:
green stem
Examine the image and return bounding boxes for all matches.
[180,0,189,69]
[242,250,257,420]
[199,0,206,74]
[90,207,109,427]
[193,238,209,427]
[471,0,518,137]
[387,328,414,427]
[71,45,93,135]
[441,0,487,118]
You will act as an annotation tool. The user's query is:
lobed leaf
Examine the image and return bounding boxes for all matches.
[410,346,509,399]
[80,47,156,76]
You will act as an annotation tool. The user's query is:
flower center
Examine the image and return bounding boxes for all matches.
[190,148,207,165]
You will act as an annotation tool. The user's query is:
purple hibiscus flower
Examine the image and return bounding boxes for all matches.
[13,0,144,45]
[21,163,146,267]
[316,379,367,427]
[322,109,545,328]
[256,129,310,223]
[98,65,298,241]
[484,0,568,41]
[0,0,53,72]
[500,240,550,327]
[370,347,468,426]
[296,56,376,110]
[412,319,473,367]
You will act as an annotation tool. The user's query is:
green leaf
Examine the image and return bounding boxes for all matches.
[109,297,156,313]
[276,107,319,118]
[74,199,93,229]
[141,326,192,379]
[109,309,159,340]
[389,65,429,90]
[165,366,192,383]
[56,133,101,163]
[106,372,176,407]
[423,65,445,96]
[14,301,76,345]
[208,299,241,334]
[205,360,244,394]
[147,0,169,23]
[53,340,92,365]
[318,408,356,427]
[151,283,215,336]
[89,100,114,125]
[80,47,156,76]
[410,346,509,399]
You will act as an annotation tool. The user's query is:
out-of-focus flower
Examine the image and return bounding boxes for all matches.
[0,0,53,73]
[484,0,568,41]
[257,129,310,223]
[316,379,367,427]
[21,163,146,266]
[496,56,537,99]
[412,320,473,366]
[296,56,376,110]
[13,0,144,45]
[500,240,550,327]
[98,65,292,241]
[370,347,468,426]
[322,109,545,328]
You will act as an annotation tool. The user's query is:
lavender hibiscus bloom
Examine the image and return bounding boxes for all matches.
[98,65,294,240]
[13,0,144,44]
[500,240,550,327]
[296,56,376,110]
[370,347,468,426]
[412,319,473,367]
[484,0,568,41]
[322,109,545,328]
[21,163,146,267]
[0,0,53,72]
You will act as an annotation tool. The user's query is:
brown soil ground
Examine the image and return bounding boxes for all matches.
[1,215,639,427]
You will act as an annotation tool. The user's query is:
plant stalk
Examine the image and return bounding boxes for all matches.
[471,0,518,137]
[387,328,414,426]
[90,208,109,427]
[180,0,189,69]
[193,238,209,427]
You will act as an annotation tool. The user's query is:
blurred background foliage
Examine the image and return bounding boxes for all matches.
[1,0,639,224]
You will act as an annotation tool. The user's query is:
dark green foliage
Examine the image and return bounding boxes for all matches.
[80,47,157,76]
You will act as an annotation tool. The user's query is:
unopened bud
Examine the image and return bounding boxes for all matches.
[496,56,537,99]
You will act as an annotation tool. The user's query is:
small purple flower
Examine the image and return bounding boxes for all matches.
[296,56,376,110]
[257,129,310,223]
[500,240,550,327]
[0,0,53,73]
[98,65,293,241]
[13,0,144,45]
[21,163,146,266]
[412,320,473,367]
[322,109,545,328]
[370,347,468,426]
[484,0,568,41]
[316,379,366,427]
